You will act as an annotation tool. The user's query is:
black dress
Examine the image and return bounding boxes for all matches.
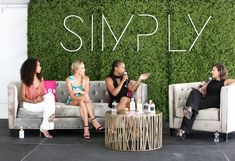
[180,79,225,134]
[199,80,224,109]
[107,75,130,108]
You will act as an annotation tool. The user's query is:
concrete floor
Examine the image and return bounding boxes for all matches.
[1,119,235,161]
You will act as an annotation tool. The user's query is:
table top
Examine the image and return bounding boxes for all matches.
[105,109,162,117]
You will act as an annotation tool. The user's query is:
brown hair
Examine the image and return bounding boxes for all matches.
[212,64,228,80]
[20,58,42,86]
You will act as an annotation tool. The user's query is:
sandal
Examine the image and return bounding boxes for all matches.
[83,126,90,139]
[91,117,105,132]
[39,129,53,139]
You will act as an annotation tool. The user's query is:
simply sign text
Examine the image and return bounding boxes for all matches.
[60,14,211,52]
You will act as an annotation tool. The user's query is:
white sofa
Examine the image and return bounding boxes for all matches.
[8,81,148,135]
[169,82,235,141]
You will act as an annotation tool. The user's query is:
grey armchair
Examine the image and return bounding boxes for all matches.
[169,82,235,141]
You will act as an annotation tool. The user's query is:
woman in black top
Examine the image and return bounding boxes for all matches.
[105,60,150,110]
[178,64,235,140]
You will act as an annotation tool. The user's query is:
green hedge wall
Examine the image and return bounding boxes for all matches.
[168,0,235,84]
[98,1,169,118]
[28,0,235,120]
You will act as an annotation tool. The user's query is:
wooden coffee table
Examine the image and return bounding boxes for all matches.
[105,110,162,151]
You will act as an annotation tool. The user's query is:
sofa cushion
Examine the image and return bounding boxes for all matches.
[175,106,219,120]
[17,102,110,119]
[17,107,43,119]
[92,103,110,116]
[55,102,110,117]
[55,102,80,117]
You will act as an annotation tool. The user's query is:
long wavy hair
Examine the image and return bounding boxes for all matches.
[212,64,228,80]
[20,58,42,86]
[109,60,124,77]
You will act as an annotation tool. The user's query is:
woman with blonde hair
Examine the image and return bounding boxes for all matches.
[66,60,104,139]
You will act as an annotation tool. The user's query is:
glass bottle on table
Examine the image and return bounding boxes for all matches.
[150,101,156,115]
[148,100,153,113]
[143,101,149,113]
[130,98,136,111]
[137,98,143,113]
[111,100,117,115]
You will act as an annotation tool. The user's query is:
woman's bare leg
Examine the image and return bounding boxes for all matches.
[117,96,131,110]
[83,96,103,129]
[70,100,90,137]
[70,100,85,122]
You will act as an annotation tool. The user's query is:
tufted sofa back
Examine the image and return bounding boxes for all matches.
[9,80,147,108]
[56,81,110,103]
[171,82,200,110]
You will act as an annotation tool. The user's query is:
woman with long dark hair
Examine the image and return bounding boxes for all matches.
[177,64,235,140]
[105,60,150,110]
[20,58,56,138]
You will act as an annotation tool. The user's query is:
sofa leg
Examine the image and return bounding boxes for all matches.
[10,129,18,137]
[222,133,228,142]
[170,128,175,136]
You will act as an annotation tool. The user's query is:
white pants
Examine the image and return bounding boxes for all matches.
[23,93,55,130]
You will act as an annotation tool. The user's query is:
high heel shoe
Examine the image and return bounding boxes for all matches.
[91,117,104,132]
[48,114,58,123]
[181,132,187,140]
[176,129,187,140]
[39,129,53,139]
[83,126,90,139]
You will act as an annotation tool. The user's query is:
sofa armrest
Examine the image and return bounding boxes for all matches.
[132,82,148,104]
[168,84,175,128]
[8,82,19,129]
[168,82,200,128]
[221,86,235,133]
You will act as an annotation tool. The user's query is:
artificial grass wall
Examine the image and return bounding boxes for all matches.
[28,0,235,119]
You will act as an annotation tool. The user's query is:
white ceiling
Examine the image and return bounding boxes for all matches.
[0,0,30,4]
